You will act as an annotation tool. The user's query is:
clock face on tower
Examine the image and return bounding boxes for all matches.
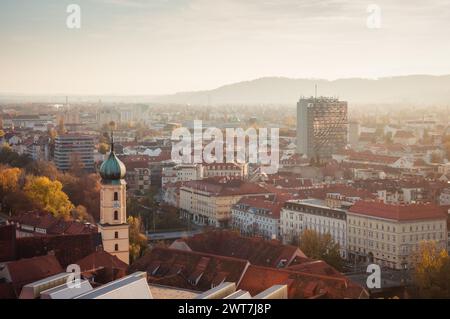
[113,201,120,208]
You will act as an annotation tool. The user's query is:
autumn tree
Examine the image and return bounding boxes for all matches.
[61,173,101,221]
[298,229,344,271]
[98,142,110,155]
[24,176,74,219]
[0,166,21,196]
[25,160,60,180]
[69,152,85,177]
[71,205,94,223]
[412,241,450,298]
[128,216,149,263]
[0,166,33,214]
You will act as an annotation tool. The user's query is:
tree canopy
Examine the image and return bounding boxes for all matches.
[24,176,74,219]
[128,216,148,263]
[298,229,344,271]
[412,241,450,298]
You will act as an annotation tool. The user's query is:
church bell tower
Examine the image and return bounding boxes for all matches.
[98,131,129,264]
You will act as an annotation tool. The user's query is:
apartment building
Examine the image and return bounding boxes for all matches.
[119,156,151,192]
[161,164,203,187]
[54,134,95,171]
[179,178,272,227]
[347,201,448,269]
[231,197,284,240]
[280,199,347,258]
[203,163,248,179]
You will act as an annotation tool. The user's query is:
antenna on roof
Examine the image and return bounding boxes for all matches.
[314,84,318,101]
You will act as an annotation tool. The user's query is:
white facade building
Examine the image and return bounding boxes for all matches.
[280,199,347,258]
[161,164,203,187]
[231,197,282,240]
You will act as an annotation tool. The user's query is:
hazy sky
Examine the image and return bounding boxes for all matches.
[1,0,450,95]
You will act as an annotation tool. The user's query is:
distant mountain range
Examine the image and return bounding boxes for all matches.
[150,75,450,105]
[2,75,450,105]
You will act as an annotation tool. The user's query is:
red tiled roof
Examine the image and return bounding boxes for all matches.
[305,185,375,201]
[394,131,415,139]
[237,265,367,299]
[349,200,448,221]
[122,160,150,170]
[9,212,97,235]
[76,251,128,272]
[286,260,344,278]
[347,151,400,165]
[359,132,376,142]
[129,247,250,292]
[64,221,97,235]
[0,225,16,262]
[174,230,305,268]
[5,255,63,295]
[234,197,286,219]
[16,233,101,267]
[0,283,16,299]
[35,214,58,230]
[182,178,271,197]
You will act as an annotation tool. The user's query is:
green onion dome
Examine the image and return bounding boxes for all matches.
[99,150,126,180]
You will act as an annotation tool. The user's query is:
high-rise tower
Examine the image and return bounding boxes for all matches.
[296,97,348,160]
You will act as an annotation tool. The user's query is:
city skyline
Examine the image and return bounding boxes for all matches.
[1,0,450,95]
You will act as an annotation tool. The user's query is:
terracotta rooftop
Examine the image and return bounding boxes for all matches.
[182,178,271,197]
[348,200,448,221]
[128,247,250,292]
[76,250,128,273]
[9,211,97,235]
[0,283,16,299]
[347,151,401,165]
[16,233,101,267]
[394,131,415,139]
[237,265,368,299]
[172,230,305,268]
[4,255,63,296]
[286,260,344,278]
[234,197,286,219]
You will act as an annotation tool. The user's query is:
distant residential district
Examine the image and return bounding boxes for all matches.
[1,99,450,299]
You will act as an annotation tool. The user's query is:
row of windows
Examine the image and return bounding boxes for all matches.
[349,218,443,233]
[283,207,344,220]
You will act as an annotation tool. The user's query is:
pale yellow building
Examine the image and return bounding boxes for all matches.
[179,178,271,228]
[347,201,447,270]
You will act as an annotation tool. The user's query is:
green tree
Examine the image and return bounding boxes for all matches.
[24,176,74,218]
[298,229,344,271]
